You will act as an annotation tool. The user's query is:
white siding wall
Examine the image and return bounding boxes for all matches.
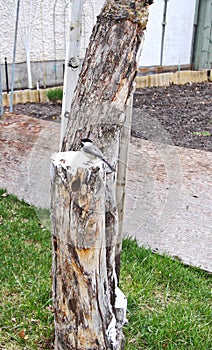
[0,0,104,88]
[0,0,56,64]
[139,0,164,67]
[0,0,104,65]
[139,0,196,67]
[0,0,197,88]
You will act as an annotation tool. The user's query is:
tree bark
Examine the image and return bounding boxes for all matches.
[51,1,152,349]
[61,1,151,152]
[61,0,152,282]
[51,152,127,349]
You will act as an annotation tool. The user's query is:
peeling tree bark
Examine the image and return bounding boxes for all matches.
[51,1,152,349]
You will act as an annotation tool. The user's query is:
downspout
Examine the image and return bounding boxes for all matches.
[191,0,200,70]
[160,0,168,66]
[53,0,58,83]
[10,0,20,112]
[0,55,3,116]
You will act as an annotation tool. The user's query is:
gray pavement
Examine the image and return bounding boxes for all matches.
[124,137,212,272]
[0,114,211,272]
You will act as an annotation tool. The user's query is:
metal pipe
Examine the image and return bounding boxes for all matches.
[0,56,4,116]
[53,0,57,83]
[10,0,20,112]
[191,0,200,69]
[5,57,9,93]
[160,0,168,66]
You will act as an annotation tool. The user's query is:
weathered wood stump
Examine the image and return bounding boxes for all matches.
[51,151,127,349]
[51,1,152,348]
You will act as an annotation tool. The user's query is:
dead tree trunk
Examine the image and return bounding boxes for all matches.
[51,1,152,349]
[61,0,152,274]
[51,152,117,349]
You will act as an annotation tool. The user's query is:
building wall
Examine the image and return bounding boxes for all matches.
[1,0,58,64]
[0,0,104,90]
[0,0,198,90]
[139,0,197,67]
[193,0,212,70]
[0,0,67,89]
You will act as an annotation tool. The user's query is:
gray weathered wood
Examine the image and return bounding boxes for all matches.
[52,1,152,349]
[61,0,151,281]
[51,152,126,349]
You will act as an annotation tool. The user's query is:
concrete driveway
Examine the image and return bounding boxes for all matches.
[0,114,211,272]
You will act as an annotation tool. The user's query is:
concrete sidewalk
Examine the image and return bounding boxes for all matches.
[0,114,211,272]
[125,137,212,272]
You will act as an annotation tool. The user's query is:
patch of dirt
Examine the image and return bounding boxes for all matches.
[133,82,212,151]
[3,82,212,151]
[4,102,62,122]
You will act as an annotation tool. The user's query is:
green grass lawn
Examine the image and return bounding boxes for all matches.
[0,189,211,349]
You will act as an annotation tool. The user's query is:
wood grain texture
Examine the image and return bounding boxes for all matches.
[52,1,151,349]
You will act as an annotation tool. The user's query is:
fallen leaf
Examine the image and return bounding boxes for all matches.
[19,329,26,339]
[19,329,29,340]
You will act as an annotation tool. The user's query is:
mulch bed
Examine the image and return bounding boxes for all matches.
[3,82,212,152]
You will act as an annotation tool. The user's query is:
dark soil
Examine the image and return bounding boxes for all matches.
[4,102,62,122]
[4,82,212,151]
[133,82,212,151]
